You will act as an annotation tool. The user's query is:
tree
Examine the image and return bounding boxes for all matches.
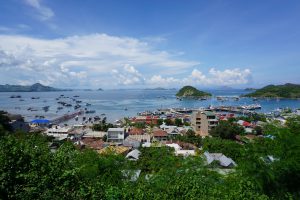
[174,118,183,127]
[134,122,146,129]
[164,118,174,126]
[157,119,163,126]
[210,121,245,140]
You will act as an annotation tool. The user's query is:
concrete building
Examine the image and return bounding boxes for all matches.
[107,128,125,143]
[191,111,218,136]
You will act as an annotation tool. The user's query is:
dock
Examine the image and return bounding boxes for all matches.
[51,110,84,124]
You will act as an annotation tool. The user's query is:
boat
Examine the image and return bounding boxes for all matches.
[124,107,128,111]
[239,104,261,110]
[19,99,25,101]
[31,97,40,99]
[57,107,63,110]
[101,113,106,116]
[86,103,91,106]
[76,100,82,104]
[42,106,50,112]
[10,95,22,98]
[94,116,101,121]
[85,110,96,114]
[73,95,80,98]
[74,104,81,109]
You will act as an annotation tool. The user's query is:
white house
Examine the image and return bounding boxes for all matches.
[107,128,125,143]
[204,152,237,168]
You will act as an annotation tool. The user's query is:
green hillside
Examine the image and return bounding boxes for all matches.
[244,83,300,98]
[176,86,211,98]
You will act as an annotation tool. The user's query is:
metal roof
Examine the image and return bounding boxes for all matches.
[31,119,50,124]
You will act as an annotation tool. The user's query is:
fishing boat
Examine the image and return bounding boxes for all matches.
[10,95,22,98]
[85,110,96,114]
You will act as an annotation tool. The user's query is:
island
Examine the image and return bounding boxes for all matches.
[244,88,257,91]
[0,83,71,92]
[176,86,212,99]
[243,83,300,98]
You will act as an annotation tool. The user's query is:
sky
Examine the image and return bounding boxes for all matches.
[0,0,299,89]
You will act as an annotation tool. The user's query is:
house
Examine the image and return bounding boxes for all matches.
[123,137,141,148]
[175,150,196,157]
[152,129,168,142]
[142,142,151,147]
[125,149,141,161]
[191,111,218,136]
[80,138,105,150]
[83,130,107,138]
[237,120,252,128]
[128,127,144,135]
[166,143,182,151]
[98,146,130,155]
[46,125,72,139]
[204,152,237,168]
[107,128,125,143]
[126,134,151,143]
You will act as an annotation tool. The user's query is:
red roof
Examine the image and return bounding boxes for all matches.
[243,121,251,127]
[153,129,168,137]
[129,127,144,135]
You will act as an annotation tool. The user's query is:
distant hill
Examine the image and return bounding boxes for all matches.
[244,83,300,98]
[176,86,212,98]
[245,88,257,91]
[0,83,71,92]
[144,87,167,90]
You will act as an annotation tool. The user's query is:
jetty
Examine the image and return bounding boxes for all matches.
[51,110,84,124]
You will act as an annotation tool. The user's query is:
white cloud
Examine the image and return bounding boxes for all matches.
[24,0,54,21]
[0,33,199,88]
[0,33,253,88]
[112,64,145,85]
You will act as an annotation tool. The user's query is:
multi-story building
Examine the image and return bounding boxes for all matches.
[107,128,125,143]
[191,111,218,136]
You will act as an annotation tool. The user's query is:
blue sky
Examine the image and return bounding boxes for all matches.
[0,0,299,89]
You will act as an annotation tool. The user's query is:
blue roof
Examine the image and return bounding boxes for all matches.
[31,119,50,124]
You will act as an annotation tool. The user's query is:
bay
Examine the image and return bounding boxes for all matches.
[0,89,299,123]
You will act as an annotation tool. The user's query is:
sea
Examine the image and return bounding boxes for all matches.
[1,89,300,124]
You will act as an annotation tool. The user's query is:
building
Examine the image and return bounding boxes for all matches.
[107,128,125,143]
[152,129,168,142]
[46,125,72,140]
[191,111,218,136]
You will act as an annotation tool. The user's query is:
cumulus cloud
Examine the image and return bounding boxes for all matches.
[112,64,145,85]
[189,68,252,86]
[0,33,199,88]
[24,0,54,21]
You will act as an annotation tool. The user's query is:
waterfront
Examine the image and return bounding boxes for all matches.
[1,89,300,123]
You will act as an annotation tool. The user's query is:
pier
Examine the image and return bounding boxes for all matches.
[51,110,84,124]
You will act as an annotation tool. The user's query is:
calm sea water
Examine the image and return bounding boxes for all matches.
[0,89,299,123]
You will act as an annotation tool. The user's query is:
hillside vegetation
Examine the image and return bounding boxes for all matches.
[176,86,211,98]
[244,83,300,98]
[0,83,70,92]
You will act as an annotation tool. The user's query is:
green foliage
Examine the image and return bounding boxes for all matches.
[236,113,267,122]
[157,118,163,126]
[134,122,146,129]
[174,129,202,147]
[244,83,300,98]
[1,120,300,199]
[92,122,114,131]
[174,118,183,127]
[210,120,245,139]
[0,110,11,133]
[176,85,212,98]
[164,118,174,125]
